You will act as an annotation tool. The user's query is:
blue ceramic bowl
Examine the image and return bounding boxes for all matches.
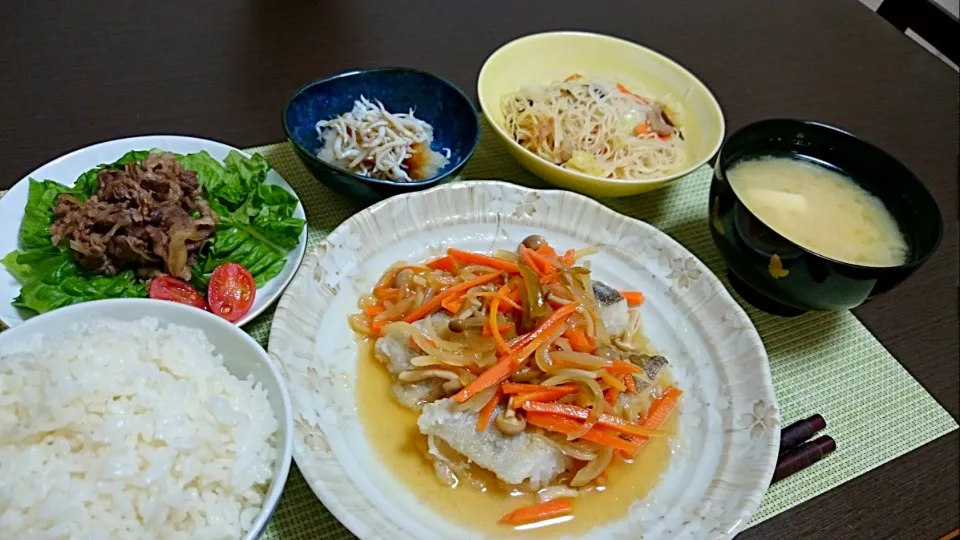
[282,68,480,201]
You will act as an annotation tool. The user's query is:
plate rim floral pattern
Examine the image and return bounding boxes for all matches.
[267,180,779,540]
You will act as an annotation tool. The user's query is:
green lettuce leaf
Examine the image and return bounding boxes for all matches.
[179,150,271,212]
[19,179,77,249]
[188,151,304,287]
[2,247,146,313]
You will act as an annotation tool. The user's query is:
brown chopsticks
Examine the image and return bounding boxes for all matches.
[772,414,835,484]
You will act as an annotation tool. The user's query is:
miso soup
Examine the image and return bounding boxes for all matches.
[727,156,908,267]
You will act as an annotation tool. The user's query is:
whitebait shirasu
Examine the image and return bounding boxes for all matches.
[316,96,450,182]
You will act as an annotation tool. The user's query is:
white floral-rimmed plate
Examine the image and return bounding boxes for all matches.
[0,135,308,328]
[267,181,779,539]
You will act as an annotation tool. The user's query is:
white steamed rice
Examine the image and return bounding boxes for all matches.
[0,318,278,540]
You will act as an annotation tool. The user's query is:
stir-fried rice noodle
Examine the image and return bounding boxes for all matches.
[316,95,450,182]
[500,77,686,179]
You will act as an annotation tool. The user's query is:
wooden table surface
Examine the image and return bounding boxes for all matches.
[1,0,957,537]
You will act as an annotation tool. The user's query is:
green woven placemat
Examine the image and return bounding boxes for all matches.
[2,120,956,538]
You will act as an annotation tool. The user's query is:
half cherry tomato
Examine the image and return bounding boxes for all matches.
[148,276,208,310]
[207,262,256,322]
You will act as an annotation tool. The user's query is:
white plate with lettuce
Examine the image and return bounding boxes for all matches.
[0,135,308,328]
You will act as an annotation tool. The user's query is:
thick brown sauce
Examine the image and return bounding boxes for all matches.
[356,340,676,537]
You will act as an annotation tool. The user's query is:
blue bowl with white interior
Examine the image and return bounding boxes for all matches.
[282,67,480,201]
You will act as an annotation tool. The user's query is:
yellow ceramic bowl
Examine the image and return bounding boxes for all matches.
[478,31,725,197]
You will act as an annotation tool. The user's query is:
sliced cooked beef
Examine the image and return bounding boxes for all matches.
[49,152,216,279]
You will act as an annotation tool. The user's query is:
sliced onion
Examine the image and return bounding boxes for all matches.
[424,318,495,354]
[535,323,569,375]
[536,486,580,504]
[510,365,543,382]
[374,296,415,322]
[565,272,610,348]
[348,314,375,335]
[535,433,598,460]
[381,322,482,366]
[551,351,612,370]
[462,264,498,275]
[570,446,613,487]
[410,355,449,367]
[542,369,601,387]
[542,369,605,440]
[374,264,405,291]
[494,249,520,262]
[454,384,498,412]
[398,369,460,382]
[574,246,600,259]
[358,295,379,309]
[535,342,555,375]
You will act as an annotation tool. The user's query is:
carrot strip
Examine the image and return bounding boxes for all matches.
[606,360,641,375]
[643,387,682,428]
[630,387,683,452]
[521,402,664,438]
[476,387,502,431]
[619,291,644,306]
[448,248,519,273]
[483,323,514,336]
[560,249,577,267]
[403,272,500,323]
[478,290,523,311]
[502,382,577,395]
[426,256,457,273]
[540,273,561,285]
[623,373,638,394]
[370,319,390,334]
[441,295,463,314]
[536,244,558,259]
[526,248,561,273]
[502,287,523,312]
[489,288,511,354]
[633,123,650,136]
[563,73,583,82]
[454,303,580,402]
[513,388,576,405]
[363,305,385,317]
[525,411,638,453]
[603,386,621,406]
[616,83,650,103]
[518,245,545,276]
[563,327,595,353]
[499,498,574,526]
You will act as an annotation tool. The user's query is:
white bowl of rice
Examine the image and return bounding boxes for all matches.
[0,298,293,540]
